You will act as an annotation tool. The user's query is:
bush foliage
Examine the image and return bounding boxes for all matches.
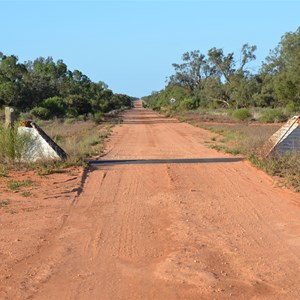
[0,53,135,120]
[259,109,287,123]
[232,108,252,121]
[0,125,32,163]
[142,27,300,122]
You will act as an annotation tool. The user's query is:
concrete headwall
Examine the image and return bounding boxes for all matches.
[18,122,67,162]
[273,125,300,155]
[264,116,300,156]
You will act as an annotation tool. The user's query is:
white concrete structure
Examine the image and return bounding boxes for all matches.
[264,116,300,156]
[18,122,67,162]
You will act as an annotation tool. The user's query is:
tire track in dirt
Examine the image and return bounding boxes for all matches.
[2,101,300,299]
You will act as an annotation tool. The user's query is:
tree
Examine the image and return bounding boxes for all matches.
[43,96,66,118]
[0,55,28,107]
[207,44,257,107]
[65,94,92,116]
[262,27,300,107]
[0,51,134,118]
[169,50,215,92]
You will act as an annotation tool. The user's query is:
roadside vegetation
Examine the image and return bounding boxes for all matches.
[0,125,32,163]
[143,27,300,118]
[0,52,135,120]
[178,116,300,191]
[0,116,119,174]
[0,51,133,172]
[40,117,118,160]
[142,26,300,191]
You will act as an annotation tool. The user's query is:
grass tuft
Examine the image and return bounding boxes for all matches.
[0,199,10,207]
[22,191,31,197]
[7,179,34,191]
[249,153,300,191]
[0,125,32,163]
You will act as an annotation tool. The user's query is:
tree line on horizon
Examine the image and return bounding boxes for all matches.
[0,53,135,120]
[143,27,300,115]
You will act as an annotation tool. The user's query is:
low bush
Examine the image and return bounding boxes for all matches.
[64,118,76,124]
[94,111,104,124]
[178,98,196,111]
[30,107,51,120]
[259,108,287,123]
[0,125,32,163]
[19,112,33,121]
[285,102,300,115]
[232,108,252,121]
[43,97,67,118]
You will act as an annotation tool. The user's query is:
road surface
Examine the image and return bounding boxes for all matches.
[5,102,300,299]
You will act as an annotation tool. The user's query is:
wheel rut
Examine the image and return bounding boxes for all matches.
[3,101,300,300]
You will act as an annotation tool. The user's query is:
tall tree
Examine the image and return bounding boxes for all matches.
[262,27,300,106]
[0,54,27,107]
[169,50,216,92]
[207,44,257,107]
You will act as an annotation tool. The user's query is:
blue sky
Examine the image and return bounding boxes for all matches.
[1,0,299,97]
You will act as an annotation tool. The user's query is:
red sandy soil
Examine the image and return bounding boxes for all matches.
[1,101,300,299]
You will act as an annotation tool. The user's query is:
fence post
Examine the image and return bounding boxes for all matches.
[5,106,16,128]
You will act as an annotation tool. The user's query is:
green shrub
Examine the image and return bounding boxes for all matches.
[30,107,51,120]
[285,102,300,115]
[19,112,33,121]
[260,108,287,123]
[94,111,104,124]
[232,108,252,121]
[43,96,66,118]
[178,98,196,111]
[0,125,32,163]
[152,105,161,111]
[64,118,76,124]
[65,95,92,116]
[66,107,79,118]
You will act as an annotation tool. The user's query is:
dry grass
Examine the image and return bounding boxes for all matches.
[177,110,233,123]
[249,153,300,192]
[182,117,300,192]
[0,125,32,163]
[189,121,280,156]
[38,119,114,160]
[194,121,276,156]
[0,117,117,176]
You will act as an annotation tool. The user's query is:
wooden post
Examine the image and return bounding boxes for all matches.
[5,107,16,128]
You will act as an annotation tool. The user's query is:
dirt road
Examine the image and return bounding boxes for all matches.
[3,102,300,299]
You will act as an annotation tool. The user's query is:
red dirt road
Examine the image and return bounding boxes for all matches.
[2,102,300,299]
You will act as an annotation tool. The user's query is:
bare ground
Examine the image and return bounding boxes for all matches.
[1,102,300,299]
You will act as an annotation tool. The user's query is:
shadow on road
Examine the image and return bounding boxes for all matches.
[88,157,243,166]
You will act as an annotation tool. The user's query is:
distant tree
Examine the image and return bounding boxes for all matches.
[43,96,66,118]
[145,44,258,110]
[22,57,69,107]
[169,50,216,93]
[30,107,51,119]
[207,44,257,107]
[65,94,92,116]
[0,54,27,107]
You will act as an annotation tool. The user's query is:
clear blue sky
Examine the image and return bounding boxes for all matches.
[1,0,299,97]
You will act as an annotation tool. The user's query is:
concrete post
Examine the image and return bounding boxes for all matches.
[5,107,16,128]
